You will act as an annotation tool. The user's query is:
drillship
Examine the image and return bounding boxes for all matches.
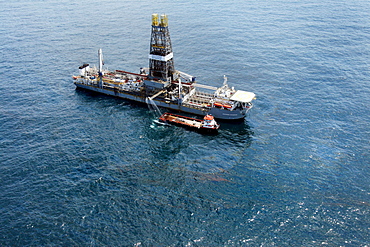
[73,14,255,120]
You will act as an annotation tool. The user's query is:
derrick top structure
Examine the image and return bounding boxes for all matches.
[148,14,175,82]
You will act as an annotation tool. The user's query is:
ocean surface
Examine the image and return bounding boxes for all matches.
[1,0,369,246]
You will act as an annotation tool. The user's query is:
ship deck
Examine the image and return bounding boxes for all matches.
[160,113,203,128]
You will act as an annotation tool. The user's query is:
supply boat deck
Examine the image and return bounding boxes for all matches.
[159,113,220,132]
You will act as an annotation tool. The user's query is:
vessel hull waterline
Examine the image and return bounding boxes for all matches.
[74,81,249,120]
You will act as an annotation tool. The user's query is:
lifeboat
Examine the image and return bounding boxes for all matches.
[214,102,232,109]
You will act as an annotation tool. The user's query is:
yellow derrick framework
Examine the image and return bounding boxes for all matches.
[160,14,168,27]
[152,14,159,26]
[152,13,168,27]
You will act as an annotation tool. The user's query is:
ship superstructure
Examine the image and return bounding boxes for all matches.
[73,14,255,120]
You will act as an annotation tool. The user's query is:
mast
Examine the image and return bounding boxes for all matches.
[148,14,175,82]
[98,48,103,88]
[98,48,103,75]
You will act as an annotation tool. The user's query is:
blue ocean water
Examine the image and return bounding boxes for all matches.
[1,0,369,245]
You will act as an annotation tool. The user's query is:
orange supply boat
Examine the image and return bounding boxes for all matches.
[159,113,220,132]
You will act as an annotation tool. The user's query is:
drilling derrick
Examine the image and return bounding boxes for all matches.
[148,14,175,82]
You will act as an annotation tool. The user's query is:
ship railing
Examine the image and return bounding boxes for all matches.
[191,94,213,102]
[182,102,210,111]
[186,93,213,104]
[194,90,214,97]
[192,83,217,91]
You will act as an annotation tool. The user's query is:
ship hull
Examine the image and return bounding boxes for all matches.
[74,82,248,120]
